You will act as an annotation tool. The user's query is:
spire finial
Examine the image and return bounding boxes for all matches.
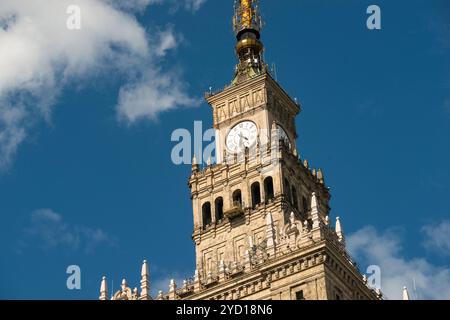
[99,276,108,300]
[335,216,345,243]
[169,279,177,293]
[192,154,199,173]
[194,269,200,282]
[403,286,410,300]
[311,192,321,229]
[317,169,325,184]
[141,259,149,276]
[140,260,151,300]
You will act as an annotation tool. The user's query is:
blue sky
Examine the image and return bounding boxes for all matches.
[0,0,449,300]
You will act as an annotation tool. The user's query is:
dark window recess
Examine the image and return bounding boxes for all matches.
[264,177,274,202]
[232,190,242,206]
[202,202,212,227]
[291,186,298,209]
[251,182,261,208]
[302,196,308,214]
[284,178,291,202]
[295,290,305,300]
[215,197,224,221]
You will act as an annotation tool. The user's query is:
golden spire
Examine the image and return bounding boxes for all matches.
[240,0,253,29]
[232,0,266,84]
[233,0,262,37]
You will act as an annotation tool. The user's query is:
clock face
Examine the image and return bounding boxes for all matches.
[226,121,258,153]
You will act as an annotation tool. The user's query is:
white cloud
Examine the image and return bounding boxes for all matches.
[115,24,203,123]
[104,0,163,13]
[0,0,205,171]
[347,225,450,300]
[422,220,450,256]
[105,0,207,14]
[117,69,200,123]
[19,208,117,254]
[154,28,178,57]
[184,0,207,12]
[0,102,27,169]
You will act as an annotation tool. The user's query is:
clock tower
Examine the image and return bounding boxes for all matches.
[185,0,380,300]
[100,0,381,301]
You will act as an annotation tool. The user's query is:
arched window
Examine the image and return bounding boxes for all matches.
[202,202,212,227]
[215,197,224,221]
[251,182,261,208]
[264,177,274,202]
[232,190,242,207]
[291,186,298,209]
[284,178,291,202]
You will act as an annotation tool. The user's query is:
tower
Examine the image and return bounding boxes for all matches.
[100,0,380,301]
[186,0,379,300]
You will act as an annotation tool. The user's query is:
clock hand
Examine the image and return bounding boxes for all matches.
[238,133,244,148]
